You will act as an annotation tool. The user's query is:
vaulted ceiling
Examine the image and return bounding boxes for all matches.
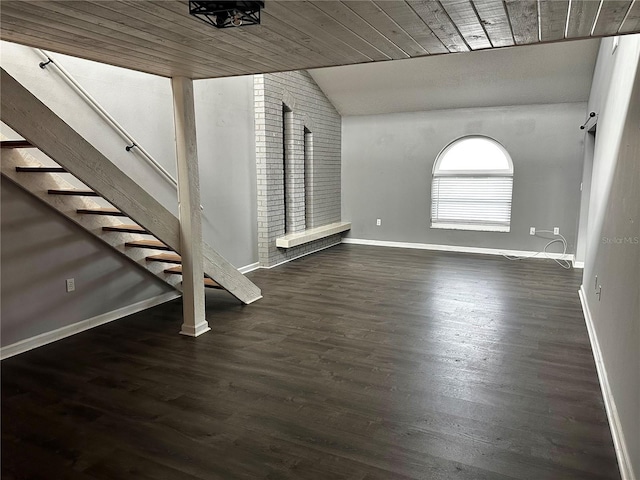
[1,1,639,79]
[309,39,601,115]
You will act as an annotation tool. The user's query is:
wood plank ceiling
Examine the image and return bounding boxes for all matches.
[1,0,639,79]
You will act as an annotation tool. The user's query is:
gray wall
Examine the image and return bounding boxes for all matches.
[195,76,258,267]
[254,71,342,267]
[51,50,178,180]
[1,178,173,347]
[342,103,586,253]
[581,36,640,477]
[0,42,179,216]
[1,41,258,269]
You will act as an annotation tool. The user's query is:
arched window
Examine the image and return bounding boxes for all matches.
[431,136,513,232]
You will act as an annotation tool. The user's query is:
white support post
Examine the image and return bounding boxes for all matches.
[172,76,210,337]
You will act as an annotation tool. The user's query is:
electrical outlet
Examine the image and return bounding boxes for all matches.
[376,219,381,226]
[529,227,535,235]
[553,227,560,235]
[66,278,75,293]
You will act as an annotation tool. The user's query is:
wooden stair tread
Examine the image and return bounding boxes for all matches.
[164,266,210,277]
[125,239,171,250]
[146,253,182,264]
[49,188,99,196]
[164,266,184,275]
[102,224,147,234]
[164,266,220,289]
[77,207,125,216]
[1,140,33,148]
[16,166,66,173]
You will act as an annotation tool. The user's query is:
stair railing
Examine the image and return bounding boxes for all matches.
[34,49,178,188]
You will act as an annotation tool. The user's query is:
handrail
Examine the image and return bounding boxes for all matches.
[34,49,178,188]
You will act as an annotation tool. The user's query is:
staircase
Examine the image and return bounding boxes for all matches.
[1,68,262,305]
[2,140,224,293]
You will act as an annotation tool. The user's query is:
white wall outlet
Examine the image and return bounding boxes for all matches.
[553,227,560,235]
[376,219,381,226]
[529,227,535,235]
[66,278,75,293]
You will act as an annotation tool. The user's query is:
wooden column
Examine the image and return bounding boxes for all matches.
[172,77,209,337]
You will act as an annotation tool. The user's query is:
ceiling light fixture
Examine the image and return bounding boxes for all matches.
[189,1,265,28]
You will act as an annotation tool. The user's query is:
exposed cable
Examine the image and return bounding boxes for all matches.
[503,230,571,269]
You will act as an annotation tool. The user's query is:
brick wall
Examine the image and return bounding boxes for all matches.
[255,71,342,267]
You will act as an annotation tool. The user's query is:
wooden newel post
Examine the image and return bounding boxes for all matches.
[172,77,210,337]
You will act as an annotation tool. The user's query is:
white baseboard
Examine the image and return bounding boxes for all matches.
[238,262,260,274]
[263,241,341,269]
[0,291,181,360]
[342,238,575,262]
[579,286,636,480]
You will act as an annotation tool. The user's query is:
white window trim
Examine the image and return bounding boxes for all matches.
[431,135,514,233]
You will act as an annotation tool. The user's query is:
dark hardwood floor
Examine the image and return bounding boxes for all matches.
[1,244,620,479]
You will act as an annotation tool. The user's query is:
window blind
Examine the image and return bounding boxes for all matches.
[431,176,513,230]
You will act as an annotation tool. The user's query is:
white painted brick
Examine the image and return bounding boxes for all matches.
[255,70,342,266]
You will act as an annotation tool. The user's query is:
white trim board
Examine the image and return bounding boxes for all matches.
[238,262,260,274]
[342,238,575,262]
[579,286,636,480]
[0,291,181,360]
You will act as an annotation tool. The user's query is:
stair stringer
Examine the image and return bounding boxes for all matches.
[1,68,262,304]
[0,148,184,291]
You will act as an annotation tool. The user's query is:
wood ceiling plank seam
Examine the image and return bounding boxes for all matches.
[592,0,633,36]
[2,1,246,77]
[0,1,236,77]
[500,0,519,45]
[119,0,294,71]
[566,0,602,38]
[144,9,294,68]
[157,0,333,70]
[314,1,410,59]
[503,0,539,44]
[471,0,516,48]
[440,0,493,49]
[406,0,471,52]
[209,36,327,73]
[619,0,640,32]
[297,1,392,61]
[258,10,354,65]
[192,2,339,66]
[466,0,497,47]
[86,0,288,74]
[538,0,570,41]
[371,1,449,55]
[261,2,375,62]
[311,1,409,60]
[0,30,178,78]
[0,13,230,79]
[340,1,428,57]
[85,1,268,75]
[0,12,218,78]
